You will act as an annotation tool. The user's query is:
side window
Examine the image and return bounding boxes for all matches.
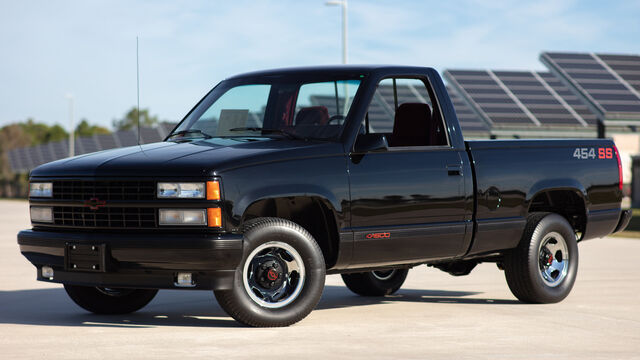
[364,78,448,147]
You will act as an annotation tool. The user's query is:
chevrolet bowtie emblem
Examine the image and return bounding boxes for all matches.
[84,197,106,210]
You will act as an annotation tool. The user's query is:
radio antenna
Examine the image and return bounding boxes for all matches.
[136,36,141,146]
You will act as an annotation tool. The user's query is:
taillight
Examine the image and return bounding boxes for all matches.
[614,145,623,191]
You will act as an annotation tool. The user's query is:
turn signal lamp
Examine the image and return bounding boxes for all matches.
[207,208,222,227]
[207,181,221,200]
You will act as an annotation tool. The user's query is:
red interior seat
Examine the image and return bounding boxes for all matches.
[295,106,329,126]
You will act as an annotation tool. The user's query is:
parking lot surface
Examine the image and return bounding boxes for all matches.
[1,200,639,359]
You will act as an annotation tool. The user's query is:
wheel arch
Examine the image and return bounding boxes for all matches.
[240,193,341,269]
[526,180,588,240]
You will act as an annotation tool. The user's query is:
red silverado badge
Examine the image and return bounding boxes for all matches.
[366,232,391,239]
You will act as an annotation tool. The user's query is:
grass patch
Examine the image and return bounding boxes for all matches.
[611,231,640,239]
[623,209,640,232]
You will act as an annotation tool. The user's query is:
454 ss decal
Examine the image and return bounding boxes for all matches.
[573,147,613,160]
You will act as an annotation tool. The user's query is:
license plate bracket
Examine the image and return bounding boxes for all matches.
[65,243,107,272]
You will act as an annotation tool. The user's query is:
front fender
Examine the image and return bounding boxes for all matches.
[217,153,349,233]
[233,183,342,222]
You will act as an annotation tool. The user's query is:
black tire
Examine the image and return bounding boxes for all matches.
[214,217,326,327]
[503,212,579,304]
[64,285,158,314]
[341,268,409,296]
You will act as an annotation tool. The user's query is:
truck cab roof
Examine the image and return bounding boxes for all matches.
[226,65,438,80]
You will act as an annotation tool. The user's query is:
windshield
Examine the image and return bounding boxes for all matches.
[168,76,362,141]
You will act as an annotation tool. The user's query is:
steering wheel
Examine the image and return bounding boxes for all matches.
[327,115,345,124]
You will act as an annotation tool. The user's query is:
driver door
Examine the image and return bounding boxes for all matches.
[347,77,469,267]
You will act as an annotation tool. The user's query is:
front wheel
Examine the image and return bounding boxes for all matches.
[503,213,579,303]
[214,218,326,327]
[64,285,158,314]
[341,268,409,296]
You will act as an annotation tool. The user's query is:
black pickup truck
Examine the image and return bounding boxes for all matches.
[19,66,631,327]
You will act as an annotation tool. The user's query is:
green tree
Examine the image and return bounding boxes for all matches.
[12,118,69,145]
[112,107,158,131]
[1,123,34,150]
[1,119,71,197]
[46,124,68,143]
[19,118,68,145]
[75,119,111,137]
[0,123,32,174]
[0,118,71,177]
[0,123,36,196]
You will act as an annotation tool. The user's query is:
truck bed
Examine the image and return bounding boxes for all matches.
[465,138,622,255]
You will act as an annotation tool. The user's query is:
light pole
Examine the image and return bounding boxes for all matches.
[325,0,348,64]
[65,94,75,157]
[326,0,349,115]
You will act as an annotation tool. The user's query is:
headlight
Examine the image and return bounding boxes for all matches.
[29,183,53,198]
[157,183,205,199]
[30,206,53,223]
[159,209,207,225]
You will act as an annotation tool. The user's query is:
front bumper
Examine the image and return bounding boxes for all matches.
[17,229,243,290]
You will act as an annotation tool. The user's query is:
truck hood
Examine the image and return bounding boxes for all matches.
[30,138,344,178]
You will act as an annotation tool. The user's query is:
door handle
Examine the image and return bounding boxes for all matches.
[447,164,462,176]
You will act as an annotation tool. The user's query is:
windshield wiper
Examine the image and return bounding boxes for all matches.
[167,129,214,140]
[229,127,303,140]
[229,127,262,132]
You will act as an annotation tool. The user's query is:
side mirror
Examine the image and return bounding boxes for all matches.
[353,133,389,153]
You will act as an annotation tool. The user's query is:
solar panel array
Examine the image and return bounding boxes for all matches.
[536,72,598,126]
[444,70,598,134]
[540,52,640,122]
[446,85,489,135]
[8,123,176,173]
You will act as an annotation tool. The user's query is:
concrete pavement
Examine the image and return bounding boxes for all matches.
[1,200,639,359]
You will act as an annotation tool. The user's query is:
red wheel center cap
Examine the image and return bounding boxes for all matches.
[267,269,278,281]
[547,254,554,265]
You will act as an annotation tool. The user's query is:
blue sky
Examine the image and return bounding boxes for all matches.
[1,0,639,129]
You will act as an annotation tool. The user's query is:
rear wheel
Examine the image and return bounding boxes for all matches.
[503,213,578,303]
[341,268,409,296]
[64,285,158,314]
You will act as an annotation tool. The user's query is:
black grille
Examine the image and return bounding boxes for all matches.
[52,180,156,200]
[53,206,156,228]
